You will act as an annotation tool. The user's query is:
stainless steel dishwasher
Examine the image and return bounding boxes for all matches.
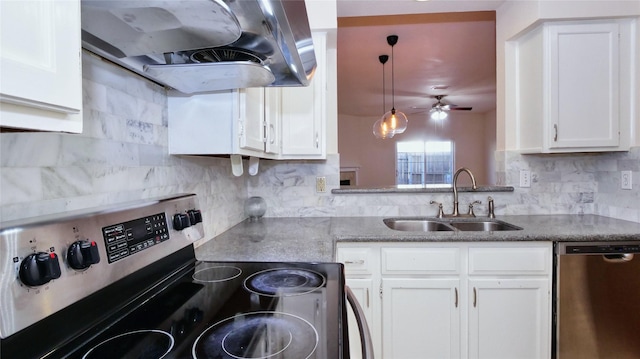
[554,241,640,359]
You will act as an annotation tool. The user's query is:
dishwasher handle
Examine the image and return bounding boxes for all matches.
[345,285,375,359]
[603,253,634,263]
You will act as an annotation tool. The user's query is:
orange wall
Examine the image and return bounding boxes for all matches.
[338,111,496,187]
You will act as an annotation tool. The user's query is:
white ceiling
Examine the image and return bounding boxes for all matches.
[336,1,504,118]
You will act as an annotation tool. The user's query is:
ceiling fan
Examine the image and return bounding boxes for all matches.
[431,95,472,112]
[411,95,473,120]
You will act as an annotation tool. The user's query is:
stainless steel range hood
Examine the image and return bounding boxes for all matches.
[81,0,316,94]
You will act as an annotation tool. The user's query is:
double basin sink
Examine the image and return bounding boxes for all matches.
[384,217,523,232]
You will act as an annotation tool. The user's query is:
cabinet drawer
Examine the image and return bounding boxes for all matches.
[381,247,460,275]
[468,246,551,275]
[336,247,375,275]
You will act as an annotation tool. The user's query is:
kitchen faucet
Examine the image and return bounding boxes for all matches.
[451,167,477,217]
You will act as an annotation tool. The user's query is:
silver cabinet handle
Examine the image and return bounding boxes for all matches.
[344,260,365,265]
[455,287,458,308]
[269,124,275,144]
[553,124,558,142]
[366,288,369,307]
[346,286,375,359]
[473,287,477,308]
[315,132,319,148]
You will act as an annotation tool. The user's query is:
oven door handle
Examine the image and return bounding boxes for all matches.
[345,285,375,359]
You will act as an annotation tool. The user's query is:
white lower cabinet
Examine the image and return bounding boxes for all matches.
[345,278,375,359]
[337,241,552,359]
[382,278,461,359]
[468,278,549,359]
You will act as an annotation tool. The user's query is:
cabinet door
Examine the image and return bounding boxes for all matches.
[280,32,326,158]
[468,278,550,359]
[547,22,619,149]
[345,278,376,359]
[382,278,461,359]
[0,0,82,133]
[239,88,266,152]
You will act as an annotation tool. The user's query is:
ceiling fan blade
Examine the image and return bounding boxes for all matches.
[449,106,473,111]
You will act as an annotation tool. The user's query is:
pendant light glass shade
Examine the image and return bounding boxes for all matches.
[373,117,394,139]
[382,108,408,133]
[430,108,448,121]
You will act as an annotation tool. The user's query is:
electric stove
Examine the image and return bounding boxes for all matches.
[0,194,349,358]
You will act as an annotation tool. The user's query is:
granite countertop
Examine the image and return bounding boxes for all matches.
[195,215,640,263]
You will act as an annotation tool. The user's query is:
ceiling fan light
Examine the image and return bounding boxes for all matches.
[430,109,448,121]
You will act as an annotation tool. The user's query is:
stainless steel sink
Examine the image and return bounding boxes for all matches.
[383,218,454,232]
[383,218,523,232]
[448,220,522,231]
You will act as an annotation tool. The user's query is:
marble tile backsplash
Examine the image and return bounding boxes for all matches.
[249,149,640,223]
[0,52,247,244]
[495,149,640,222]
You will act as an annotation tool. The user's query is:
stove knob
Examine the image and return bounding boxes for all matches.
[173,213,191,231]
[187,209,202,225]
[67,240,101,270]
[19,252,62,287]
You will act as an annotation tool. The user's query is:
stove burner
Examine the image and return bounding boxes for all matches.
[82,329,174,359]
[192,311,318,359]
[193,265,242,283]
[243,268,326,297]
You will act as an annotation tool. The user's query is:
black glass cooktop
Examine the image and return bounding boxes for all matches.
[64,261,348,359]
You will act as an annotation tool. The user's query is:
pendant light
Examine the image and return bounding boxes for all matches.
[373,55,394,139]
[380,35,408,134]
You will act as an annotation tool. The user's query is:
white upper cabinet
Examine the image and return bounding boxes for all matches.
[167,0,333,160]
[0,0,83,133]
[279,32,327,159]
[168,88,276,158]
[515,18,635,153]
[167,32,328,160]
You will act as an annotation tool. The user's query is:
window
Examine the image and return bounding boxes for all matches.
[396,141,454,186]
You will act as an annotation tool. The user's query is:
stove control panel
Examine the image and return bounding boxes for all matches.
[103,212,170,263]
[0,193,204,338]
